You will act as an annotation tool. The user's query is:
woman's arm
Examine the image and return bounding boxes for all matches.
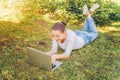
[52,36,76,64]
[51,54,69,64]
[47,50,56,55]
[48,37,58,55]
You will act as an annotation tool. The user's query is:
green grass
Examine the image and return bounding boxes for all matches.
[0,1,120,80]
[0,20,120,80]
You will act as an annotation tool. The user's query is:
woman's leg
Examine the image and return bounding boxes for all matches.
[82,16,98,34]
[82,4,89,32]
[87,16,98,42]
[87,17,98,35]
[79,4,99,45]
[82,18,89,32]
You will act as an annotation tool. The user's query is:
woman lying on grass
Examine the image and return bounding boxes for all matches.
[48,4,100,65]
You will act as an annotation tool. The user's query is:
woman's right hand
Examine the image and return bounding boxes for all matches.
[47,50,55,55]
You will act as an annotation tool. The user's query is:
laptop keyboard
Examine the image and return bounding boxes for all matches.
[52,64,56,69]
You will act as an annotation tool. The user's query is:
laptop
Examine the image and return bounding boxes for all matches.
[27,47,62,71]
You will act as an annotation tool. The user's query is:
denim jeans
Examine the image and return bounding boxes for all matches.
[75,17,98,46]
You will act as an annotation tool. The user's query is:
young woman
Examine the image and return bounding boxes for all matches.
[48,4,100,64]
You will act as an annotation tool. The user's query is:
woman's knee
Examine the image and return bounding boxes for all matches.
[90,32,98,41]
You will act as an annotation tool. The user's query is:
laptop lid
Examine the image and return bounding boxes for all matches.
[27,47,62,71]
[27,47,52,71]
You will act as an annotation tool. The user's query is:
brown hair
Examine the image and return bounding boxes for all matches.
[51,21,67,33]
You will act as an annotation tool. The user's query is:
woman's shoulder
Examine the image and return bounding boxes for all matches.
[66,28,76,38]
[66,28,74,34]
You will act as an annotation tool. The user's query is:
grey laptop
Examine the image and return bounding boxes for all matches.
[27,47,62,71]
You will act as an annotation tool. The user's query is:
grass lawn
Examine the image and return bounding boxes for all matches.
[0,0,120,79]
[0,19,120,80]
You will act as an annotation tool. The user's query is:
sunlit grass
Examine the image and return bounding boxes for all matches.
[0,7,20,23]
[97,26,120,33]
[0,0,120,80]
[111,0,120,5]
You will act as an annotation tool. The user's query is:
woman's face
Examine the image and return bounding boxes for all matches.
[52,30,66,43]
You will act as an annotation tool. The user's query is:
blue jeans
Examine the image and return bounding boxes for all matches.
[75,17,98,46]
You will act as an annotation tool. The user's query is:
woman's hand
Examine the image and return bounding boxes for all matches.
[47,50,55,55]
[51,54,69,64]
